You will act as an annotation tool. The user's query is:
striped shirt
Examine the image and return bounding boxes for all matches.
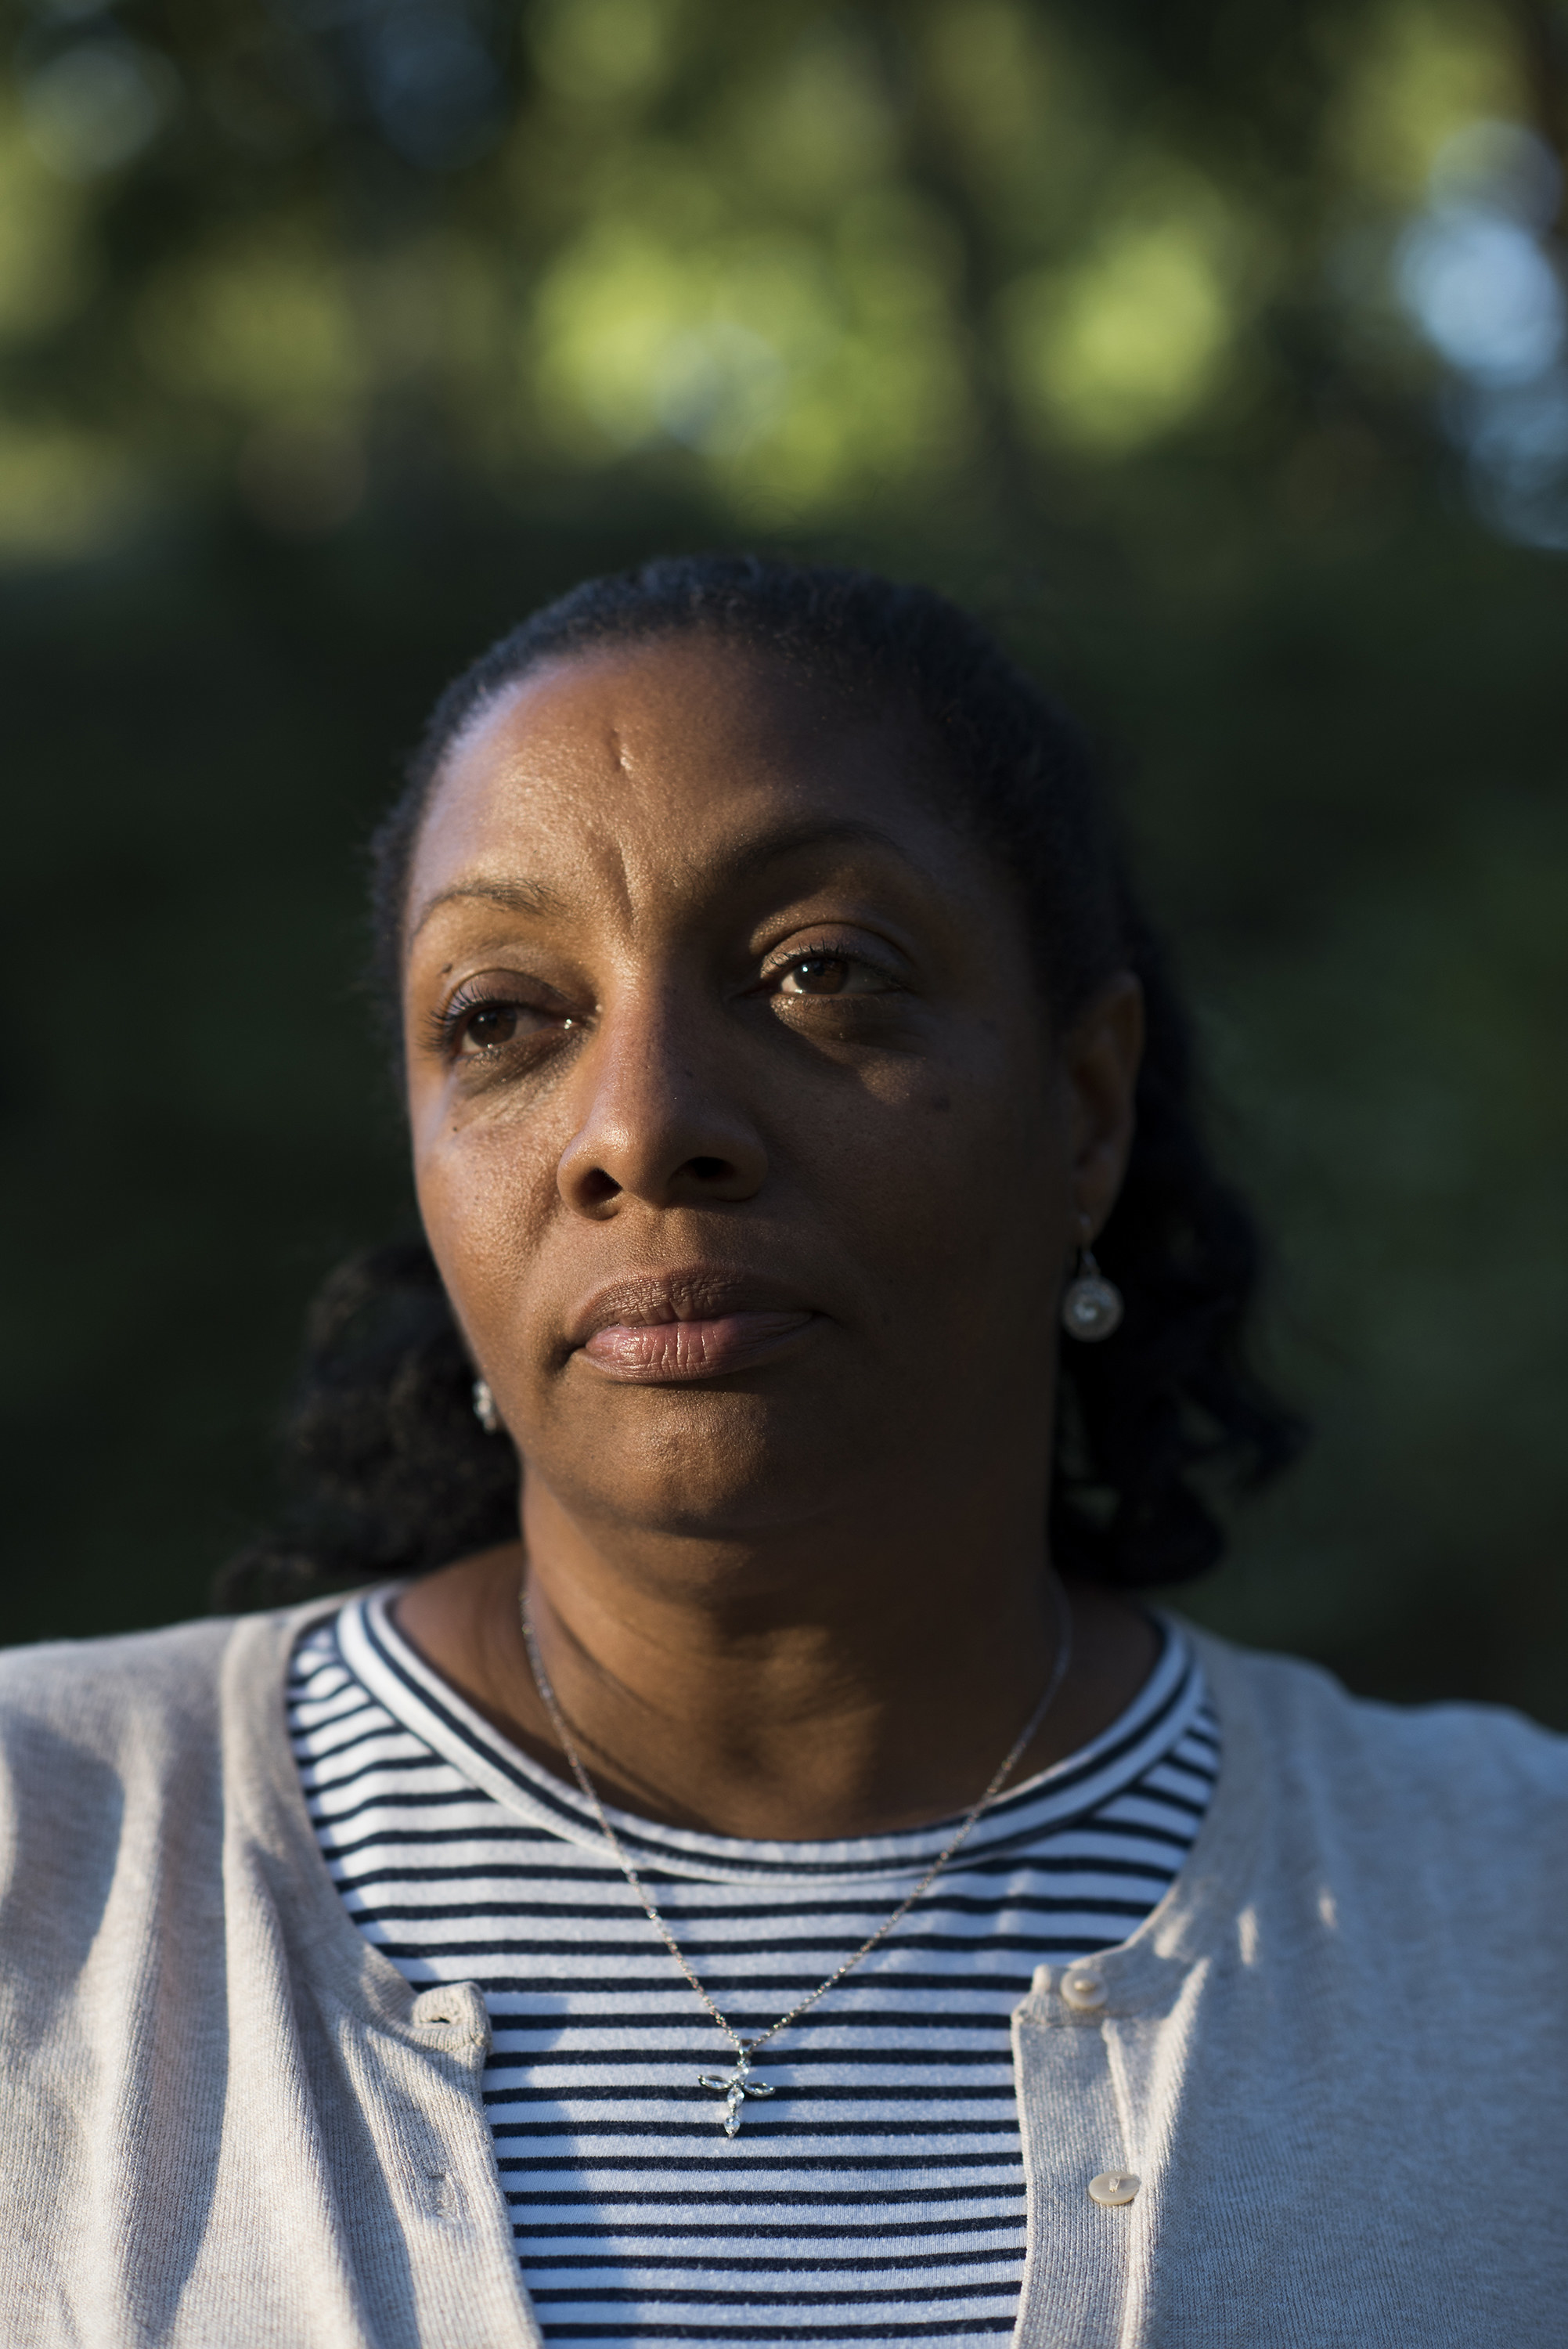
[289,1594,1217,2346]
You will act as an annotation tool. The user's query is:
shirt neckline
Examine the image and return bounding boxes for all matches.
[229,1595,1263,2044]
[323,1589,1206,1888]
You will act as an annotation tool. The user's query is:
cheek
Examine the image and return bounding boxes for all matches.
[410,1088,568,1349]
[799,1045,1067,1286]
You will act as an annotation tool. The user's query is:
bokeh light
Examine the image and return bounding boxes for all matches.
[1,0,1564,1718]
[1396,119,1568,548]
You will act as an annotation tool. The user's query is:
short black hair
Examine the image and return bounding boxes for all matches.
[220,554,1304,1611]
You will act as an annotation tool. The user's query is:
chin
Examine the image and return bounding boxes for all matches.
[534,1403,869,1544]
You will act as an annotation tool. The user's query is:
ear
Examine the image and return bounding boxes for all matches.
[1062,973,1144,1242]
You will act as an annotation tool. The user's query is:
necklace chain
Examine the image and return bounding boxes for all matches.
[517,1580,1073,2131]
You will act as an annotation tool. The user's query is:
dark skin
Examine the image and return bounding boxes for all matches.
[395,634,1155,1838]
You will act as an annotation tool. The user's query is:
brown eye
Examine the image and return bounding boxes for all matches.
[427,973,575,1066]
[778,955,851,997]
[459,1005,522,1052]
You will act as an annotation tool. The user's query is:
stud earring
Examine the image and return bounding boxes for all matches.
[472,1377,501,1434]
[1061,1247,1123,1343]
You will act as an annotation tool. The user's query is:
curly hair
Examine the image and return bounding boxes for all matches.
[218,555,1304,1611]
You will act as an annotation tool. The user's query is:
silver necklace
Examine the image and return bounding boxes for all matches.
[518,1580,1073,2135]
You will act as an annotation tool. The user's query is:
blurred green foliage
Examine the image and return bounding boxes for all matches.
[2,0,1565,1718]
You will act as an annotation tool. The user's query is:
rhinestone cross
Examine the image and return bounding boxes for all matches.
[697,2049,777,2136]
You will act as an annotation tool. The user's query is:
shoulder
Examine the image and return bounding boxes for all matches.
[0,1621,258,1893]
[0,1612,237,1705]
[1206,1629,1566,1781]
[0,1621,245,1973]
[0,1604,340,1809]
[0,1615,237,1769]
[1188,1622,1568,1895]
[0,1606,345,1950]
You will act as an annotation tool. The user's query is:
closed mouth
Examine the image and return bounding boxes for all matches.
[565,1270,820,1384]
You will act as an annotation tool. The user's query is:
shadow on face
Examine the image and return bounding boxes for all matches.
[401,633,1105,1550]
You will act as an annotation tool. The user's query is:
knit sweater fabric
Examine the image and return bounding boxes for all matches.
[0,1598,1564,2347]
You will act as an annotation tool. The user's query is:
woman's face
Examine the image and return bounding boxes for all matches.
[403,635,1137,1554]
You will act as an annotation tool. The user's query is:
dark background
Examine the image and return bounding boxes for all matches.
[3,0,1565,1718]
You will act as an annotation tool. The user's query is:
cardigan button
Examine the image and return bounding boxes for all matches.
[1089,2170,1141,2207]
[1062,1968,1107,2010]
[413,1991,459,2026]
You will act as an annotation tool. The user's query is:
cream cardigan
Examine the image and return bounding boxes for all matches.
[0,1599,1564,2347]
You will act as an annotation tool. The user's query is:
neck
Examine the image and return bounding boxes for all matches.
[393,1473,1157,1840]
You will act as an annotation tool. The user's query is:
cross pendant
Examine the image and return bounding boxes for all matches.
[697,2048,776,2136]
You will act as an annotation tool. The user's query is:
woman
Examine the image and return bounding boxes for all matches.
[2,557,1563,2349]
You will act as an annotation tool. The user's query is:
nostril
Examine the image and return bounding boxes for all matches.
[559,1132,762,1215]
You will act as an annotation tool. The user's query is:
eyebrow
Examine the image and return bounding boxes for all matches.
[406,816,924,947]
[407,874,567,943]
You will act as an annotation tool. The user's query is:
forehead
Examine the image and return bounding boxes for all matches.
[407,635,961,915]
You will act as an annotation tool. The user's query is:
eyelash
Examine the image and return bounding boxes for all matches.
[763,942,899,993]
[427,941,901,1063]
[424,983,569,1062]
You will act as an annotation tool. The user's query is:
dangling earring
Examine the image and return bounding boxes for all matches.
[472,1377,501,1434]
[1061,1247,1123,1343]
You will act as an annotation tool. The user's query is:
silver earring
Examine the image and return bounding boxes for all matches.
[472,1377,500,1434]
[1061,1247,1123,1343]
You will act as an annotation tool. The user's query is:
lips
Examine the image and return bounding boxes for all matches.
[567,1271,819,1384]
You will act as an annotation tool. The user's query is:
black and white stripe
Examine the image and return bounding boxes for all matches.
[290,1595,1216,2346]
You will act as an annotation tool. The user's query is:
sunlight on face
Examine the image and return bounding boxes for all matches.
[402,636,1082,1548]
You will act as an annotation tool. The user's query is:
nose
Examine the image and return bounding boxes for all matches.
[556,989,768,1218]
